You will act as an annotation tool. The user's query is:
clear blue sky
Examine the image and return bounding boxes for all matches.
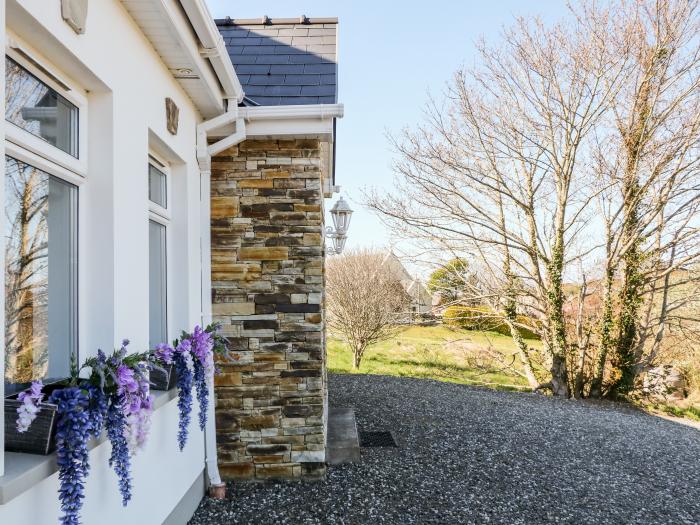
[206,1,570,250]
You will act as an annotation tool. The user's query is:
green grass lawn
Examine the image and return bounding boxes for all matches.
[328,324,541,391]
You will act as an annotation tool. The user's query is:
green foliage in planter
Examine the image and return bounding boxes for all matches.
[443,305,540,340]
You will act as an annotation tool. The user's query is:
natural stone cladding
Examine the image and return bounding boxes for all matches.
[211,139,327,480]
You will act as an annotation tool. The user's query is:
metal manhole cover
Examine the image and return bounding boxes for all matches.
[359,431,397,448]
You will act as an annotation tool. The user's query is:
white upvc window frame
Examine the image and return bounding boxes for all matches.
[148,152,171,221]
[2,39,87,472]
[5,34,88,178]
[148,151,171,348]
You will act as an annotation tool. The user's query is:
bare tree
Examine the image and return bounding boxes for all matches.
[367,0,700,400]
[580,0,700,398]
[367,8,625,396]
[326,249,410,369]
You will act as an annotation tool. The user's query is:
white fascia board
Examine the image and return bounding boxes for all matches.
[244,118,335,138]
[179,0,244,103]
[239,104,343,138]
[239,104,344,121]
[201,104,344,138]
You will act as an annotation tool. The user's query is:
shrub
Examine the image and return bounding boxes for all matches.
[443,305,540,340]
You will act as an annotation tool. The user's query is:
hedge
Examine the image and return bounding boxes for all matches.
[443,305,540,340]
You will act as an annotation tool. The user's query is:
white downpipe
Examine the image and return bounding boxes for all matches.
[199,165,222,491]
[197,105,246,496]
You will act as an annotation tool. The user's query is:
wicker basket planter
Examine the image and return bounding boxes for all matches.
[3,384,64,455]
[150,362,177,391]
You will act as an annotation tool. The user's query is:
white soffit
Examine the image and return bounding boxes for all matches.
[121,0,225,117]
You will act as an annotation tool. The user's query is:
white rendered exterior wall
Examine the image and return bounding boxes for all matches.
[1,0,210,522]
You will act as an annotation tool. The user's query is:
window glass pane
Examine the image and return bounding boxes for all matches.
[148,164,167,208]
[5,57,78,158]
[4,156,77,396]
[149,220,167,348]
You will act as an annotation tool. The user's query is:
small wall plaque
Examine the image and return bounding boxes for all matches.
[166,97,179,135]
[61,0,88,35]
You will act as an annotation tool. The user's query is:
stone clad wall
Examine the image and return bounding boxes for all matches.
[211,139,327,479]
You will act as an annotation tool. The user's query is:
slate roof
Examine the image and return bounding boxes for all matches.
[215,16,338,106]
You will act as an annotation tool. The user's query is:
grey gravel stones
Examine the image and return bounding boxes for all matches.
[190,374,700,525]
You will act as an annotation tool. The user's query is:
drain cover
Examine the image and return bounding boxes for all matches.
[359,431,397,448]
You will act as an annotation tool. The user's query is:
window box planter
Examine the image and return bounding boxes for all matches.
[3,383,66,455]
[150,362,177,391]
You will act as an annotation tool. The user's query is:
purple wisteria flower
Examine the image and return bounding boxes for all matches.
[50,387,92,525]
[115,362,153,452]
[191,325,215,375]
[116,365,139,396]
[154,343,175,365]
[16,380,44,433]
[193,360,209,431]
[173,339,195,450]
[107,396,132,506]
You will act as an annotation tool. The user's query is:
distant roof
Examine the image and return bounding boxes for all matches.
[215,16,338,106]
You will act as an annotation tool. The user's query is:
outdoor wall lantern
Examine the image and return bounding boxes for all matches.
[326,196,353,255]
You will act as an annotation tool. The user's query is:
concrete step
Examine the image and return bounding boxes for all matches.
[326,407,361,465]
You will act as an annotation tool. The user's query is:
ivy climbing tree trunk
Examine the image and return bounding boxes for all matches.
[546,232,569,398]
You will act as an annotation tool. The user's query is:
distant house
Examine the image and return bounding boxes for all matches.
[381,252,433,315]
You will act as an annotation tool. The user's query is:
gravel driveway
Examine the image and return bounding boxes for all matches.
[190,374,700,525]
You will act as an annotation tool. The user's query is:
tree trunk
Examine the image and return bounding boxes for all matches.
[352,349,363,370]
[550,355,569,397]
[590,264,615,399]
[573,276,589,399]
[609,176,643,398]
[546,234,569,397]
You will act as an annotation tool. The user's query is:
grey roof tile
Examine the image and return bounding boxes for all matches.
[284,74,321,86]
[255,55,292,65]
[269,64,306,74]
[231,37,260,46]
[248,74,287,85]
[301,85,336,96]
[251,96,282,105]
[235,64,272,74]
[217,18,338,105]
[307,28,336,36]
[274,45,306,55]
[241,45,270,55]
[289,54,326,65]
[232,54,258,64]
[303,64,336,74]
[265,86,303,96]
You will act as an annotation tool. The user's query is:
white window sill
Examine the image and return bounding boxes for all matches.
[0,388,178,505]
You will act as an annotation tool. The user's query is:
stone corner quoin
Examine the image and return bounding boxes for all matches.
[211,138,328,480]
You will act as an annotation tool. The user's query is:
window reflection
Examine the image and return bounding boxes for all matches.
[149,220,167,349]
[148,164,167,208]
[5,57,78,157]
[5,156,77,395]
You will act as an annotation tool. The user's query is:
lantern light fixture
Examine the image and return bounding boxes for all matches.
[326,196,353,255]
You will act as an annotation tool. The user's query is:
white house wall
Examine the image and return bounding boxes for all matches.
[1,0,210,522]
